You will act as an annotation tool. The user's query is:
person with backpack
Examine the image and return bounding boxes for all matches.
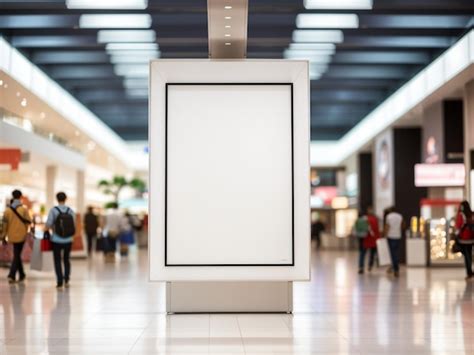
[45,192,76,288]
[0,190,31,284]
[454,200,474,280]
[353,211,373,274]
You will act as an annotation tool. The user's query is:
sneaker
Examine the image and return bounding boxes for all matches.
[358,269,364,275]
[7,277,15,284]
[18,275,26,283]
[386,267,393,275]
[394,271,400,278]
[64,281,70,288]
[465,275,474,281]
[56,283,63,289]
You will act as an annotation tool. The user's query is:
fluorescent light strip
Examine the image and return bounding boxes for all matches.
[284,51,333,63]
[66,0,148,9]
[106,43,158,51]
[110,55,159,64]
[296,14,359,29]
[126,89,148,97]
[114,64,149,77]
[98,30,156,43]
[124,79,148,88]
[304,0,372,10]
[289,43,336,51]
[79,14,152,29]
[292,30,343,43]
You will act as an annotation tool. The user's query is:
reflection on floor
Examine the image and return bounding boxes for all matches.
[0,248,473,354]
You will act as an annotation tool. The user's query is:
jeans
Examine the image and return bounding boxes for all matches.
[459,243,473,277]
[86,233,96,255]
[388,238,401,273]
[358,239,376,270]
[8,242,25,280]
[52,242,72,285]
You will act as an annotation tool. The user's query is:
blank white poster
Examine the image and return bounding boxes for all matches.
[166,84,293,265]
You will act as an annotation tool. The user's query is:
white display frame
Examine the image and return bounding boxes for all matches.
[149,60,310,281]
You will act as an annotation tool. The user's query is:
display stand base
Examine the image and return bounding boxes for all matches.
[166,281,293,313]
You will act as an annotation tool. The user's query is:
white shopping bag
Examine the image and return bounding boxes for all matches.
[41,251,54,272]
[30,238,42,271]
[376,238,391,267]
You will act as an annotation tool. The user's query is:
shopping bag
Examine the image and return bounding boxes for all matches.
[376,238,391,266]
[41,239,52,252]
[120,230,135,245]
[30,238,43,271]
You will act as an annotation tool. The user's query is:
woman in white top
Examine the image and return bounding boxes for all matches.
[384,207,404,277]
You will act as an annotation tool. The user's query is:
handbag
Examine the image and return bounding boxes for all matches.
[41,238,52,252]
[451,239,462,254]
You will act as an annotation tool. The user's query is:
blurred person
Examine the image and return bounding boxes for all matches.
[0,190,31,284]
[356,206,380,274]
[84,206,99,255]
[311,218,325,249]
[384,206,404,278]
[353,211,370,274]
[45,192,76,288]
[454,200,474,280]
[103,203,122,262]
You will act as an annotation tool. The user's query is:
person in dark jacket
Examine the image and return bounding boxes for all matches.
[311,219,325,249]
[83,206,99,255]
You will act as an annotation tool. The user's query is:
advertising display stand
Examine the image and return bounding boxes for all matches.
[149,60,310,312]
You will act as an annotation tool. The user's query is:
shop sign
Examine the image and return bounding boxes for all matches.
[414,163,465,187]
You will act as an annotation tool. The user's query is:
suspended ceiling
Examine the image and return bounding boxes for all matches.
[0,0,473,140]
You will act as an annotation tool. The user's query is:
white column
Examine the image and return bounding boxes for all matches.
[463,80,474,203]
[45,165,57,210]
[76,170,85,214]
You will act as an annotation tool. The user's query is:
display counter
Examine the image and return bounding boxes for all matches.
[426,218,463,266]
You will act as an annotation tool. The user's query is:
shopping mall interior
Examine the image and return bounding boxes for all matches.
[1,0,474,354]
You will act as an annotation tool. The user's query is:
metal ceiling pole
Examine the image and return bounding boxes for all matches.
[207,0,248,59]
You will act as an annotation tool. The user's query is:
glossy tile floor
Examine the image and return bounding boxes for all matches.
[0,248,473,354]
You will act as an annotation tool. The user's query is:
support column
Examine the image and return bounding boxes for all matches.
[76,170,85,213]
[45,165,57,210]
[463,80,474,203]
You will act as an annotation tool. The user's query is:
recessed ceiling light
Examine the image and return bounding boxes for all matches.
[40,112,46,119]
[98,30,156,43]
[225,16,232,20]
[292,30,344,43]
[225,25,231,28]
[224,6,232,9]
[80,14,152,29]
[225,42,232,46]
[304,0,372,10]
[66,0,148,9]
[0,80,3,86]
[296,14,359,29]
[16,92,21,97]
[225,34,231,37]
[3,83,7,88]
[75,130,80,137]
[20,98,27,107]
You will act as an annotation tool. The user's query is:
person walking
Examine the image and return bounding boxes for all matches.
[83,206,99,255]
[1,190,31,284]
[103,203,122,262]
[45,192,76,288]
[454,201,474,280]
[384,206,404,278]
[364,206,380,272]
[353,211,370,274]
[311,218,325,249]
